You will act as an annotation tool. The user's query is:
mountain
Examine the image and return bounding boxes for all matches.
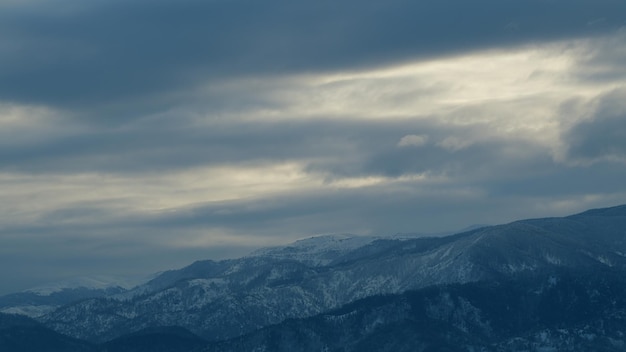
[0,313,98,352]
[101,326,206,352]
[8,266,626,351]
[247,233,377,266]
[0,276,148,318]
[38,204,626,343]
[203,267,626,351]
[12,268,626,351]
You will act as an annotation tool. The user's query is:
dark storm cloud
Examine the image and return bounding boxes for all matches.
[1,0,625,111]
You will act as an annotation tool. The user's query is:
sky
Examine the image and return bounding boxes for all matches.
[1,0,626,294]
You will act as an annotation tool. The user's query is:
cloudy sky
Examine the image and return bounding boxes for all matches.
[1,0,626,294]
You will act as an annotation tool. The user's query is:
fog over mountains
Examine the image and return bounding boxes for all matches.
[1,204,626,351]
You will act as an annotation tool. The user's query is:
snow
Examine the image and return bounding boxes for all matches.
[250,234,375,256]
[24,274,150,296]
[248,234,377,265]
[1,305,57,318]
[597,255,613,266]
[544,253,562,265]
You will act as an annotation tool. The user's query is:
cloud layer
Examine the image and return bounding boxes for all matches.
[1,0,626,294]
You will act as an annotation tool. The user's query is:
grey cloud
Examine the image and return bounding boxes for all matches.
[4,161,618,285]
[304,124,549,182]
[564,88,626,164]
[0,114,546,182]
[574,28,626,83]
[0,115,424,173]
[2,143,623,295]
[3,0,626,295]
[4,148,584,242]
[0,175,523,250]
[1,0,625,112]
[149,186,483,235]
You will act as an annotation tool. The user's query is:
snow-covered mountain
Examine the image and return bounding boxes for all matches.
[247,233,378,266]
[23,276,144,296]
[203,267,626,352]
[245,228,480,267]
[0,275,149,318]
[0,230,469,318]
[38,204,626,342]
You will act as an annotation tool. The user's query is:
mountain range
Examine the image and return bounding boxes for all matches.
[0,276,150,318]
[1,204,626,351]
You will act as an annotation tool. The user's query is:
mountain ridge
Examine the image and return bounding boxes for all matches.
[203,266,626,351]
[38,204,626,342]
[0,274,153,318]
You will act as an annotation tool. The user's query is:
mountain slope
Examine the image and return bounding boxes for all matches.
[247,234,377,266]
[40,204,626,343]
[7,266,626,351]
[0,286,127,318]
[204,267,626,352]
[0,313,98,352]
[101,326,206,352]
[0,275,148,318]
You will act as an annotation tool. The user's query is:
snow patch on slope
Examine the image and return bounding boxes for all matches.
[24,275,148,296]
[248,234,377,266]
[1,305,57,318]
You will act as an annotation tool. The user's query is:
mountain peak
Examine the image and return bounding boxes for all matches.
[247,233,377,266]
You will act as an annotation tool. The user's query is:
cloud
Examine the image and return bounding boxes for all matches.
[573,27,626,83]
[397,134,429,148]
[2,1,626,294]
[1,38,600,175]
[563,88,626,165]
[1,0,625,112]
[437,136,473,152]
